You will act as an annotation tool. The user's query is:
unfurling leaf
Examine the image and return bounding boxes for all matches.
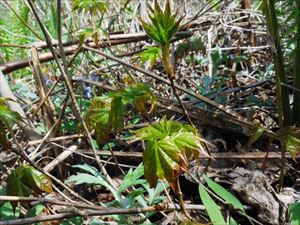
[139,0,184,48]
[83,84,157,145]
[84,96,111,144]
[132,116,208,189]
[137,46,162,67]
[73,0,107,16]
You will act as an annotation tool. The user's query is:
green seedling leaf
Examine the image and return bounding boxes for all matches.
[137,46,162,67]
[66,165,119,201]
[133,117,208,189]
[83,96,111,144]
[7,165,52,210]
[83,84,157,145]
[140,0,184,47]
[7,165,52,197]
[73,0,107,16]
[289,202,300,225]
[203,174,244,213]
[0,202,20,220]
[117,163,146,194]
[199,184,226,225]
[0,97,24,149]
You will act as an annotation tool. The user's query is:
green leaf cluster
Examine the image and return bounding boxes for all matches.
[139,0,184,48]
[0,97,23,149]
[73,0,107,16]
[137,46,162,67]
[84,83,157,144]
[66,163,166,224]
[132,116,207,189]
[7,165,52,210]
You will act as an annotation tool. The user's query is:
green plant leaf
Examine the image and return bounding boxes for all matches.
[0,202,20,220]
[289,202,300,225]
[203,174,244,213]
[133,117,207,189]
[73,0,107,16]
[66,165,120,201]
[137,46,162,67]
[7,165,53,197]
[198,184,226,225]
[140,0,184,47]
[84,96,111,144]
[117,163,146,194]
[109,95,125,132]
[25,204,45,219]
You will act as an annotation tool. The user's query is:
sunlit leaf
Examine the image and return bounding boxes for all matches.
[199,184,226,225]
[83,84,156,145]
[133,117,208,189]
[83,96,111,144]
[7,165,53,196]
[7,165,52,210]
[140,0,184,47]
[203,174,244,213]
[73,0,107,16]
[137,46,162,67]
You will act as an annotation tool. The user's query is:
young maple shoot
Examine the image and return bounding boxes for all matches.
[139,0,184,79]
[132,116,208,190]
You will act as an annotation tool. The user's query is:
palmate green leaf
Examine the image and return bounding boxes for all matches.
[73,0,107,16]
[84,96,111,144]
[133,117,207,189]
[137,46,162,67]
[7,165,52,210]
[84,84,156,145]
[199,184,226,225]
[140,0,184,47]
[117,83,157,116]
[7,165,53,196]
